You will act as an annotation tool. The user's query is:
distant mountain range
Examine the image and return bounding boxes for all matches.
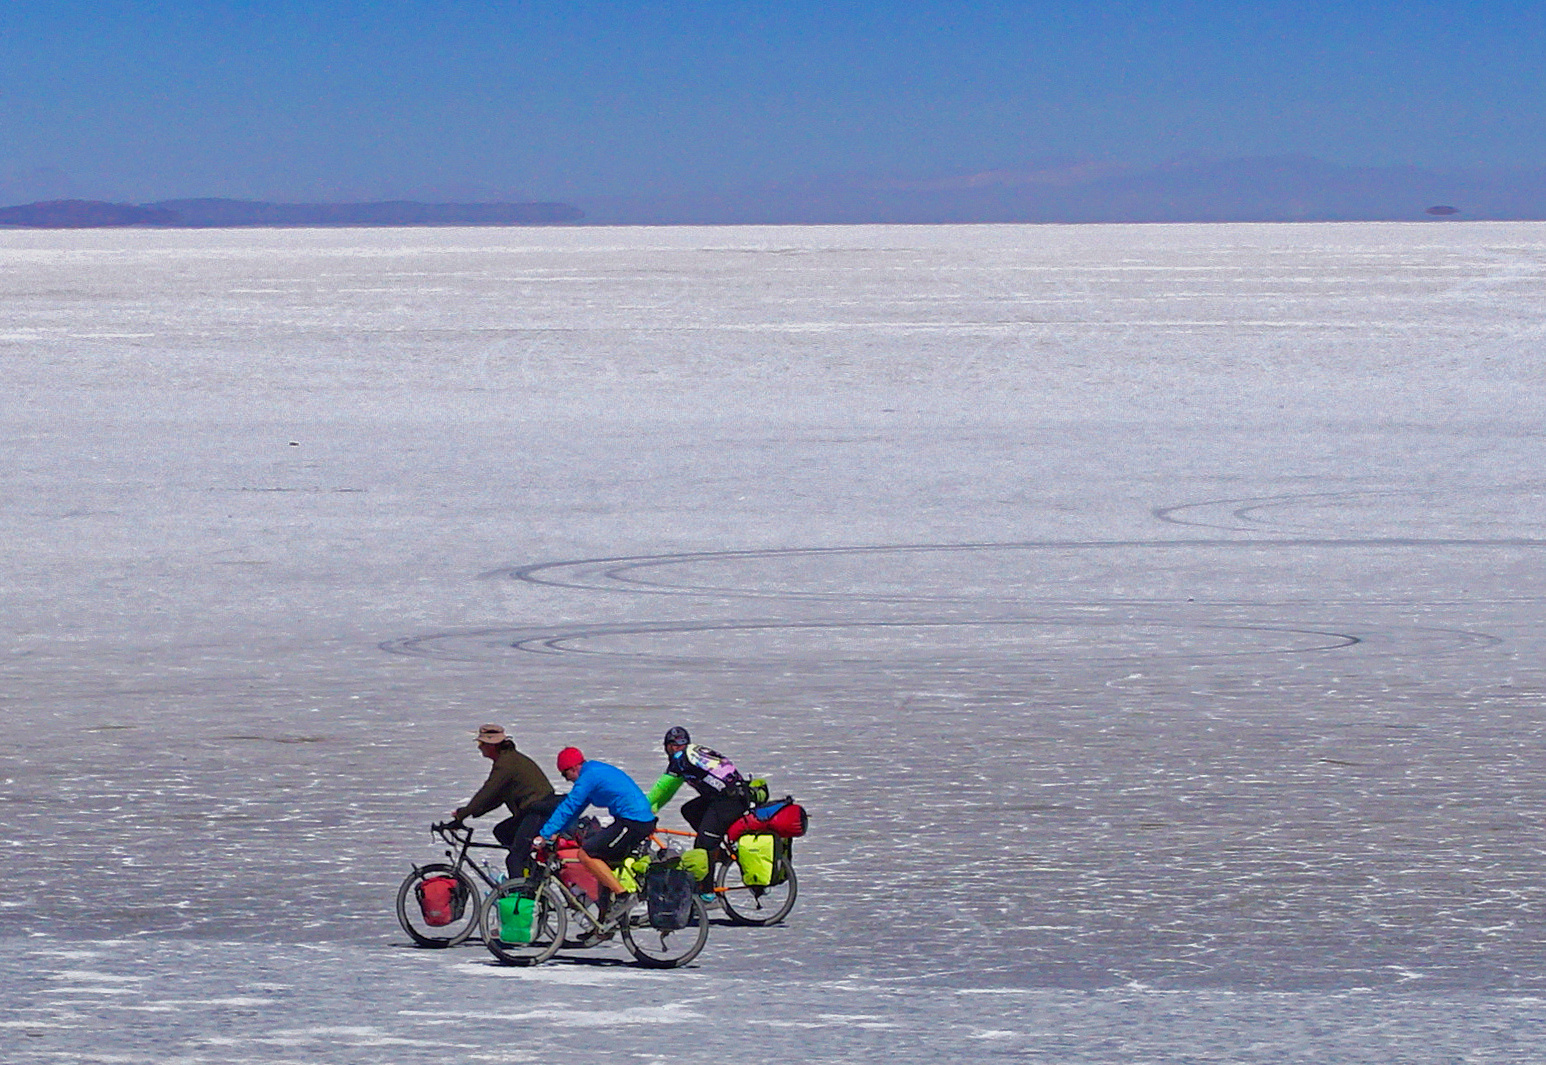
[4,158,1545,227]
[0,198,584,228]
[572,156,1546,224]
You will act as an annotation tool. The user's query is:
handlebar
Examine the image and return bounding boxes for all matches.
[529,829,596,867]
[429,821,511,850]
[431,821,485,846]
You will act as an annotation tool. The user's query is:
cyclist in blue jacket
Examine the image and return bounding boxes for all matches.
[535,747,657,919]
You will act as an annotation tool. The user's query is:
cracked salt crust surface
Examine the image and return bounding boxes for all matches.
[3,222,1546,1061]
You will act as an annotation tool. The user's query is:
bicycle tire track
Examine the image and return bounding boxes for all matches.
[379,615,1502,670]
[479,539,1546,606]
[1153,485,1546,534]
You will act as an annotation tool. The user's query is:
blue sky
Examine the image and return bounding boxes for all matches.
[2,0,1543,202]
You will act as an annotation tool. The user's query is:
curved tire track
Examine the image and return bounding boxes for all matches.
[482,538,1546,606]
[380,615,1499,669]
[1153,486,1546,534]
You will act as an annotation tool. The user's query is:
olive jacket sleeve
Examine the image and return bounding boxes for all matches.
[461,749,554,819]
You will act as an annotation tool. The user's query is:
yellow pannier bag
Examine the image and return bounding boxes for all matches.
[737,833,776,887]
[616,855,650,894]
[680,848,711,884]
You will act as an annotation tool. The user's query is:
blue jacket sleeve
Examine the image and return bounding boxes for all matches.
[539,776,593,838]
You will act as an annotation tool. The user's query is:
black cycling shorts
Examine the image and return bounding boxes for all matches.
[580,817,657,862]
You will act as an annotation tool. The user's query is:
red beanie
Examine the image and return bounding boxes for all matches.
[556,747,584,773]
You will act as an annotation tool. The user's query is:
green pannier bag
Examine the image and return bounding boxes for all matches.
[680,848,711,884]
[737,833,776,887]
[497,892,536,943]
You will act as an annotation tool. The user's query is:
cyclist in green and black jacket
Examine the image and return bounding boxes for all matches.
[645,726,752,894]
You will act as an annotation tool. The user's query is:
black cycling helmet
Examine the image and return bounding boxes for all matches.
[663,726,691,748]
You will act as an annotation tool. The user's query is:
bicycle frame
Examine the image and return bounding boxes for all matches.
[427,822,508,891]
[527,841,631,941]
[483,834,712,968]
[646,826,789,901]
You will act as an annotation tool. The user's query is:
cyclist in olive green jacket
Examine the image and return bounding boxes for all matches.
[452,724,560,879]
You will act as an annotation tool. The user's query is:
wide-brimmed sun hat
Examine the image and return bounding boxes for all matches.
[475,724,507,745]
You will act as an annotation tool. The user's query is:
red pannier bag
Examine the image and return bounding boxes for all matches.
[555,841,603,904]
[726,798,809,842]
[417,874,460,926]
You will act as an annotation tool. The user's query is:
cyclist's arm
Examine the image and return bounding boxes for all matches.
[645,772,683,814]
[538,776,594,838]
[458,764,511,820]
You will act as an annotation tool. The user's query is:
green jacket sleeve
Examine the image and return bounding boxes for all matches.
[645,772,683,813]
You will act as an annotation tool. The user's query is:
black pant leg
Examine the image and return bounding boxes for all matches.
[501,794,562,879]
[491,816,520,847]
[693,795,745,852]
[681,794,710,831]
[691,795,748,890]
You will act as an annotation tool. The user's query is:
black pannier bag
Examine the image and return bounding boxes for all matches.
[772,836,792,887]
[644,861,696,931]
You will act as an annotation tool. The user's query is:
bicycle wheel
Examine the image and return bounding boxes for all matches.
[620,895,709,968]
[396,863,481,947]
[480,878,566,966]
[716,857,798,926]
